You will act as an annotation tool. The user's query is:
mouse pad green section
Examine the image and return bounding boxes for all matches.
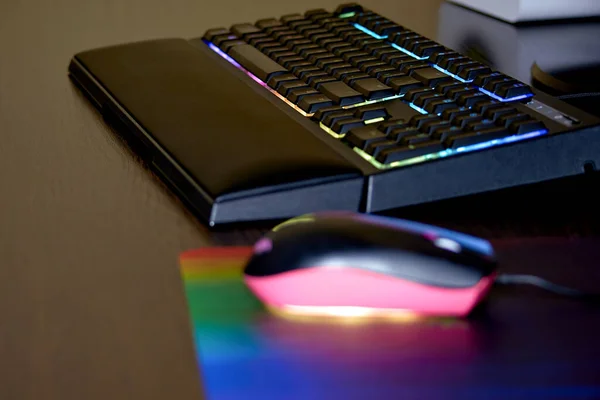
[179,243,600,400]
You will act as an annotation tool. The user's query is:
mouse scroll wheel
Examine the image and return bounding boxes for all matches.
[433,237,462,253]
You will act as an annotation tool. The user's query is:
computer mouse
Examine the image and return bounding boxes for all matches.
[243,211,497,318]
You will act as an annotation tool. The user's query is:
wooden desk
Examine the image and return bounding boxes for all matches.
[1,1,599,399]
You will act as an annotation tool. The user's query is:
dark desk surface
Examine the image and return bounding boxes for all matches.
[1,1,599,399]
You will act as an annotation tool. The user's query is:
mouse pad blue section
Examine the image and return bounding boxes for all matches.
[179,243,600,400]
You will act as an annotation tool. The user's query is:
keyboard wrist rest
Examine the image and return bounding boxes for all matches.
[69,38,365,224]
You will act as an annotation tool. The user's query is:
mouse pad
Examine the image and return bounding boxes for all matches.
[179,242,600,400]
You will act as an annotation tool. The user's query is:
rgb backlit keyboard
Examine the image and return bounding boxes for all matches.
[202,3,558,169]
[70,1,600,224]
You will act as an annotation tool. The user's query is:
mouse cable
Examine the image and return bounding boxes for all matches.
[495,274,600,304]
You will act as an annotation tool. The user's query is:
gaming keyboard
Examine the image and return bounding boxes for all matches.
[69,3,600,225]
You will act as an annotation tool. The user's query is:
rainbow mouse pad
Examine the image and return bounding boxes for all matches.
[180,247,487,400]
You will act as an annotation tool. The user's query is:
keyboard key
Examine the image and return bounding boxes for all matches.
[436,82,467,94]
[448,60,478,75]
[473,72,503,87]
[312,105,343,121]
[287,39,312,50]
[388,127,420,142]
[495,82,533,99]
[302,70,328,84]
[301,47,328,58]
[497,112,529,128]
[404,87,434,102]
[228,43,288,81]
[453,112,482,128]
[287,87,319,103]
[267,73,297,89]
[309,53,336,64]
[332,118,365,134]
[413,92,444,108]
[296,24,321,34]
[360,61,388,74]
[447,87,478,101]
[342,72,370,85]
[203,27,230,41]
[263,46,290,58]
[457,92,488,107]
[365,42,393,54]
[313,33,338,45]
[376,141,444,164]
[287,60,313,71]
[421,120,451,134]
[272,51,298,63]
[407,133,434,145]
[429,51,459,65]
[335,3,364,14]
[509,119,546,134]
[410,114,440,129]
[443,127,510,149]
[319,81,364,106]
[351,56,380,69]
[281,13,305,24]
[473,100,503,114]
[213,34,239,47]
[441,107,469,122]
[411,67,453,86]
[297,94,334,113]
[220,40,247,53]
[376,70,404,83]
[316,57,344,69]
[438,56,469,70]
[351,78,394,100]
[294,66,320,79]
[395,60,429,73]
[354,104,388,120]
[415,44,445,58]
[277,80,308,96]
[325,62,353,75]
[482,77,514,93]
[322,110,354,127]
[280,56,305,68]
[333,67,361,79]
[425,98,458,114]
[369,66,396,79]
[375,119,403,134]
[484,106,517,120]
[458,65,492,81]
[264,25,289,35]
[346,125,388,149]
[465,119,496,131]
[365,140,400,157]
[255,18,282,29]
[253,39,278,49]
[310,76,338,88]
[231,23,261,37]
[431,126,463,141]
[288,19,313,30]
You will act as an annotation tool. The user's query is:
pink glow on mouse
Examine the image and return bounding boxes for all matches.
[244,267,496,318]
[253,238,273,254]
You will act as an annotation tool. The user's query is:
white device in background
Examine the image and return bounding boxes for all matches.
[448,0,600,23]
[437,2,600,87]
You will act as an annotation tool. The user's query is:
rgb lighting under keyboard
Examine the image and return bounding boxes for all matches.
[202,3,548,169]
